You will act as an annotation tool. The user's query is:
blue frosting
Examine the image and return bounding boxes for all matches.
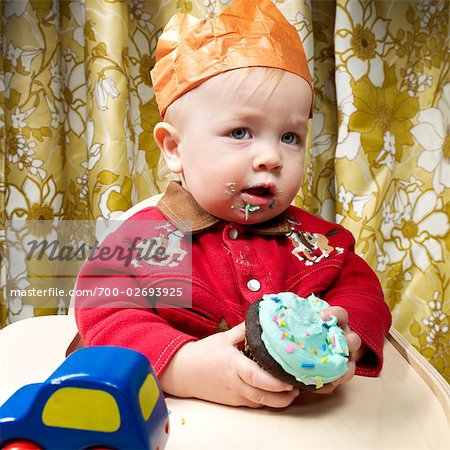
[259,292,349,387]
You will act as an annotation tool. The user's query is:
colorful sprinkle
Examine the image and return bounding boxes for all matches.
[285,343,295,353]
[280,318,286,327]
[316,384,324,389]
[280,311,285,317]
[273,316,279,324]
[301,363,315,368]
[305,331,310,336]
[244,203,260,220]
[289,334,296,342]
[322,343,327,351]
[280,332,286,339]
[331,336,336,347]
[312,349,318,355]
[181,417,186,425]
[297,343,305,349]
[321,357,329,363]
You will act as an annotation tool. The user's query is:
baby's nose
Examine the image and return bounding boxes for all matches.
[253,146,283,171]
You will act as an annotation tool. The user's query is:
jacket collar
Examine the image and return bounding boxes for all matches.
[157,181,292,235]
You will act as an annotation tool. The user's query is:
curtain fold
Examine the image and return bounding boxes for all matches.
[1,0,449,381]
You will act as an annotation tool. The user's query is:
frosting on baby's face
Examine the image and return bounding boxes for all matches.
[259,292,349,387]
[161,68,311,225]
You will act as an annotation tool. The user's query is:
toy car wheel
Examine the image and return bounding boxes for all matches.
[2,441,43,450]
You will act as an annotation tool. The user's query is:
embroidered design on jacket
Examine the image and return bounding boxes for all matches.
[126,223,188,268]
[286,221,344,266]
[151,228,187,266]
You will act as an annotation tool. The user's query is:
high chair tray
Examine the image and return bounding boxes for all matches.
[0,316,448,449]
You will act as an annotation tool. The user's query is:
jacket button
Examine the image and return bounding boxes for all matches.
[228,228,238,240]
[247,279,261,292]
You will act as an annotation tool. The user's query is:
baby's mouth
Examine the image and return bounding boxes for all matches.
[240,185,275,206]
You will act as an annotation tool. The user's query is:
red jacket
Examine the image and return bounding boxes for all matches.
[75,182,391,377]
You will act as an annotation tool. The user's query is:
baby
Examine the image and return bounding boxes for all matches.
[75,0,391,408]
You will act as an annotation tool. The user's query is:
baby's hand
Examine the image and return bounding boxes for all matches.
[159,323,299,408]
[315,306,365,394]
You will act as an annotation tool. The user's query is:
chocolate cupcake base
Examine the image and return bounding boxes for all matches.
[245,300,318,392]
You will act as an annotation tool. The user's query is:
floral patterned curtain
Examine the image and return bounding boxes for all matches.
[1,0,449,382]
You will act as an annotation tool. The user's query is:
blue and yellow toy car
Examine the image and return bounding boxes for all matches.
[0,346,169,449]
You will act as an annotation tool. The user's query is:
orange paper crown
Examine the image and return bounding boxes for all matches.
[150,0,313,118]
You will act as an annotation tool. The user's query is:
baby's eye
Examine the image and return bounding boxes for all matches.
[281,132,300,145]
[230,128,251,140]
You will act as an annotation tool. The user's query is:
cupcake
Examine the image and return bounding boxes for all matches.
[244,292,349,391]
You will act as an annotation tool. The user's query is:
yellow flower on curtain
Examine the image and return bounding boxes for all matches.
[98,176,134,220]
[4,175,64,322]
[6,177,63,222]
[94,77,120,111]
[6,133,46,179]
[128,0,156,32]
[411,82,450,193]
[348,65,419,164]
[336,0,392,86]
[5,43,41,76]
[381,185,448,273]
[336,184,372,222]
[421,292,449,347]
[411,289,449,376]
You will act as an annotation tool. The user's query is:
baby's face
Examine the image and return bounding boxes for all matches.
[173,69,311,224]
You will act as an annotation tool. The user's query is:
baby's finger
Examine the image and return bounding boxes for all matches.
[237,356,294,393]
[225,322,246,345]
[239,382,300,408]
[320,306,349,328]
[314,360,356,395]
[345,331,362,357]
